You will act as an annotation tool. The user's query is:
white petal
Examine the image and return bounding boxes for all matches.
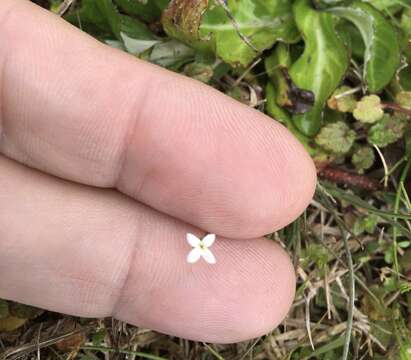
[187,248,201,263]
[201,249,216,264]
[186,233,201,247]
[202,234,216,247]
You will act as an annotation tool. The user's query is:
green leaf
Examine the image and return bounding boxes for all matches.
[337,21,366,60]
[0,300,9,319]
[396,91,411,110]
[162,0,299,67]
[289,0,349,136]
[65,0,113,36]
[401,8,411,37]
[118,15,159,54]
[183,62,214,83]
[114,0,164,22]
[95,0,122,39]
[265,43,314,114]
[352,213,379,235]
[368,114,407,147]
[162,0,210,51]
[315,121,356,154]
[264,45,294,124]
[266,82,319,157]
[351,145,375,173]
[328,1,401,93]
[327,86,358,113]
[353,95,384,123]
[265,82,291,125]
[140,39,195,69]
[200,0,299,66]
[9,302,44,319]
[400,66,411,91]
[67,0,157,54]
[363,0,410,14]
[0,317,28,332]
[119,15,157,41]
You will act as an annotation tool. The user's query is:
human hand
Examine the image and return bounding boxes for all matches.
[0,0,316,343]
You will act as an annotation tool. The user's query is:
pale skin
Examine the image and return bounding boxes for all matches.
[0,0,317,343]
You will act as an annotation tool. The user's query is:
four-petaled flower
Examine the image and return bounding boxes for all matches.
[186,233,216,264]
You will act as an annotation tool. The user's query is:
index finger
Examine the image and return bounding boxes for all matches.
[0,0,316,238]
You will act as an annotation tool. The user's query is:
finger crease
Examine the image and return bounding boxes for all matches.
[114,77,152,191]
[111,219,140,317]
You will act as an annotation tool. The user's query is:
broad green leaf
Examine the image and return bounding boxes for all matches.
[199,0,299,66]
[95,1,157,42]
[114,0,164,22]
[265,44,292,110]
[65,0,113,36]
[401,8,411,61]
[118,15,158,54]
[265,82,291,125]
[95,0,122,38]
[162,0,299,67]
[266,82,316,156]
[363,0,411,13]
[329,2,401,93]
[265,44,315,114]
[67,0,157,54]
[311,0,346,9]
[337,21,366,60]
[289,0,349,136]
[140,40,195,69]
[120,35,160,54]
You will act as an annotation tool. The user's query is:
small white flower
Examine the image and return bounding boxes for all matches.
[186,233,216,264]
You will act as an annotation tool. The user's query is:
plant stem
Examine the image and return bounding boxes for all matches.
[382,102,411,117]
[392,157,411,276]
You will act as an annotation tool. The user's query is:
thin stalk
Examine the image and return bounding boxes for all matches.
[392,157,411,275]
[316,188,355,360]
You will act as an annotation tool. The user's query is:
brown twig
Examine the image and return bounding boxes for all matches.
[319,167,381,192]
[382,102,411,118]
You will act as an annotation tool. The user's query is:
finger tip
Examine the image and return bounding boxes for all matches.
[119,236,296,344]
[217,120,317,239]
[265,124,317,230]
[208,240,296,343]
